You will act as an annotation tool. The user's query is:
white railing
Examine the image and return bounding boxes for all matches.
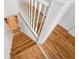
[19,0,49,38]
[18,0,73,43]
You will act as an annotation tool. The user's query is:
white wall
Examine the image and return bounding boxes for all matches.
[4,0,19,59]
[4,22,13,59]
[59,3,75,36]
[4,0,19,17]
[4,0,20,59]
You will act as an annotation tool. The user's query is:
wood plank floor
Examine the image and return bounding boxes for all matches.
[41,25,75,59]
[12,45,46,59]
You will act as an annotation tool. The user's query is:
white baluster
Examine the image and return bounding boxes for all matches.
[30,0,31,25]
[35,3,42,32]
[25,0,29,23]
[32,0,35,27]
[30,0,33,26]
[33,1,37,29]
[28,0,30,24]
[38,6,47,35]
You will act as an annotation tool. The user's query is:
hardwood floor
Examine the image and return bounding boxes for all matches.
[11,45,46,59]
[41,25,75,59]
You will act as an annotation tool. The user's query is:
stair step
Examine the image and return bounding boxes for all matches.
[11,39,32,51]
[12,39,26,47]
[11,41,35,57]
[12,32,32,46]
[12,36,31,46]
[12,32,27,42]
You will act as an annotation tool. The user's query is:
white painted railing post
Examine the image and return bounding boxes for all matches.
[33,0,37,29]
[35,3,42,32]
[37,6,48,35]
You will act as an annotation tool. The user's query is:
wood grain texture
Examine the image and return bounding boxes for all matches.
[41,24,75,59]
[11,45,46,59]
[10,32,36,57]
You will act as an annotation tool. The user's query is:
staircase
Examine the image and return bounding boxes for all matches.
[4,16,36,59]
[4,16,75,59]
[10,32,36,58]
[4,0,74,58]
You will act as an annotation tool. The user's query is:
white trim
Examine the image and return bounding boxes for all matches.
[37,43,48,59]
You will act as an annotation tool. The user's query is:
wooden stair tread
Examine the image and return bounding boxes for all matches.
[11,39,32,51]
[11,45,46,59]
[12,39,26,47]
[11,41,35,57]
[12,32,30,43]
[12,32,32,46]
[12,36,31,47]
